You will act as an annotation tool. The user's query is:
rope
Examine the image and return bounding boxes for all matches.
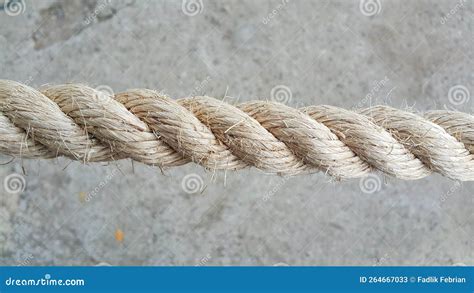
[0,79,473,181]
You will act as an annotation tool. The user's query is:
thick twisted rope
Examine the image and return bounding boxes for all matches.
[0,80,473,181]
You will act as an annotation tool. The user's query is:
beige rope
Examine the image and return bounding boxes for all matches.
[0,79,473,181]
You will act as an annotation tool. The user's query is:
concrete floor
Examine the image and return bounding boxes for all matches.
[0,0,472,265]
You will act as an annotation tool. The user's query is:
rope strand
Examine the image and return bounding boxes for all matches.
[0,80,472,181]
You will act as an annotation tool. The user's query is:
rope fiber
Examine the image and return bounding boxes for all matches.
[0,80,473,181]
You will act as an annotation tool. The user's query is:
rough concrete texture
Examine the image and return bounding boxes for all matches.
[0,0,472,266]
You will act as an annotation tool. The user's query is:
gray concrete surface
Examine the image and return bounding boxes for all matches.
[0,0,472,266]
